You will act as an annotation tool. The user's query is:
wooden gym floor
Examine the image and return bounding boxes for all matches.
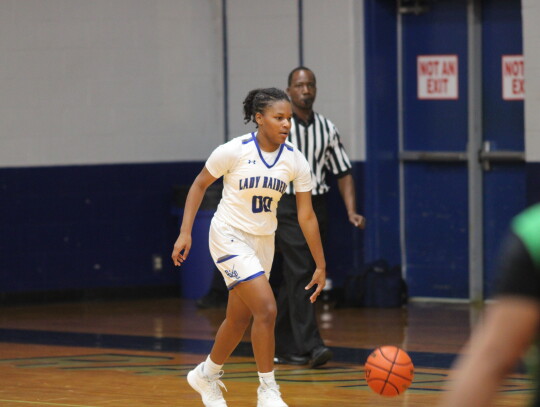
[0,297,533,406]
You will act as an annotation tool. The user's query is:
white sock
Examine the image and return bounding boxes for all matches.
[203,355,223,377]
[258,370,277,388]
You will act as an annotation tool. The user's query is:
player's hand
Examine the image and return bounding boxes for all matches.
[305,267,326,303]
[349,213,366,229]
[171,233,192,266]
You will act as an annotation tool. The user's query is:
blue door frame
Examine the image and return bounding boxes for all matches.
[364,0,525,300]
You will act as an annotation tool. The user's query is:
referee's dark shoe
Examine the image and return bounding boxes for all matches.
[273,354,309,365]
[309,346,333,368]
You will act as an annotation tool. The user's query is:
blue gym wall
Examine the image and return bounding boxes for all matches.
[0,163,201,294]
[0,1,367,299]
[0,161,364,295]
[1,0,538,300]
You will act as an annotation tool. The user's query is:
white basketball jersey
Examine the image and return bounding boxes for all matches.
[206,132,313,236]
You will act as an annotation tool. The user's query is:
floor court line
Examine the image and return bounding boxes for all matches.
[0,328,457,369]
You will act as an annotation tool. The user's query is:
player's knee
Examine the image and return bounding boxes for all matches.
[253,301,277,325]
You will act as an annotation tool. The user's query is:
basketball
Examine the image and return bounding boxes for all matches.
[364,346,414,396]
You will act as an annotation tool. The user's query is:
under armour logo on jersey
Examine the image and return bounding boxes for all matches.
[248,159,257,164]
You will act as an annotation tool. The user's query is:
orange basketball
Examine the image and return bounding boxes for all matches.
[364,346,414,397]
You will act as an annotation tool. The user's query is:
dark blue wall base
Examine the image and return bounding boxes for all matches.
[0,162,203,294]
[0,285,179,305]
[527,163,540,205]
[0,161,365,295]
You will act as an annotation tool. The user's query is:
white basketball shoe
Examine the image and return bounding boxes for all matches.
[257,378,288,407]
[187,362,228,407]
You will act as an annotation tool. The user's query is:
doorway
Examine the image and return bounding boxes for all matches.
[398,0,525,301]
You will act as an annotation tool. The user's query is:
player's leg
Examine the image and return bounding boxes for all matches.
[187,285,253,407]
[233,275,276,372]
[233,275,287,407]
[209,287,253,363]
[187,218,254,407]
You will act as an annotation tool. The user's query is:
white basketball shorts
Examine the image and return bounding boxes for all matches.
[209,217,274,290]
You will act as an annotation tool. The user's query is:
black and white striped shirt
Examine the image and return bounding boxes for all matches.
[286,112,352,196]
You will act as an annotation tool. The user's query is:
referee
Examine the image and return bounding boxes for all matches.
[274,67,366,368]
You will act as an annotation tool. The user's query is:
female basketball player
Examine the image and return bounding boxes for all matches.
[171,87,327,407]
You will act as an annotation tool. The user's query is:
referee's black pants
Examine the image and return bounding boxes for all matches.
[274,193,328,356]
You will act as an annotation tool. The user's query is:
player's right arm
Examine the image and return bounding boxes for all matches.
[172,140,237,266]
[171,166,218,266]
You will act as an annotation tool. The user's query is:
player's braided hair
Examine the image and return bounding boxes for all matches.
[243,87,289,126]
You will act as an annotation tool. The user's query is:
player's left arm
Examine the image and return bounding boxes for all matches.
[336,173,365,229]
[295,191,327,303]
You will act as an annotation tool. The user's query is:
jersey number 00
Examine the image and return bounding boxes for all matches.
[252,196,272,213]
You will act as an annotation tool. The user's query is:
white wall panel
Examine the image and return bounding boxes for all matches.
[0,0,223,167]
[226,0,298,137]
[0,0,367,167]
[303,0,365,161]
